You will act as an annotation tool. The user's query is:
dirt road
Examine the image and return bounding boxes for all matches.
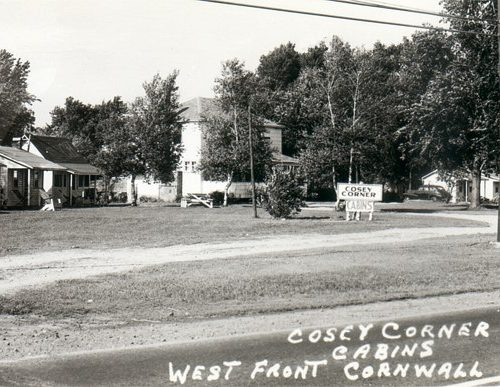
[0,212,496,295]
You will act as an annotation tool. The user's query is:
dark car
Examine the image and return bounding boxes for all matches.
[403,185,452,202]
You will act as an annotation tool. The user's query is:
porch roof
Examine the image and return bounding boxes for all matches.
[57,163,100,175]
[0,146,66,170]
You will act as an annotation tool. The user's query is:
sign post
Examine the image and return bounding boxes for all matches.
[337,183,383,221]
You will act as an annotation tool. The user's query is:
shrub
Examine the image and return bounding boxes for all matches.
[209,191,225,206]
[262,169,304,218]
[139,196,159,203]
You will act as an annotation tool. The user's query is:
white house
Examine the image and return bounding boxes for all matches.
[421,169,499,203]
[129,97,298,203]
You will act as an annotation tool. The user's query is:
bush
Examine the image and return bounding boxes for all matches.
[209,191,225,206]
[262,169,304,218]
[139,196,160,203]
[383,191,403,203]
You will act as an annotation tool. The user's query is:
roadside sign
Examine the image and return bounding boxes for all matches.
[337,183,383,202]
[337,183,383,221]
[345,200,374,212]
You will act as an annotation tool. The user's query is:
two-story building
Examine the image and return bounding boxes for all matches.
[126,97,298,203]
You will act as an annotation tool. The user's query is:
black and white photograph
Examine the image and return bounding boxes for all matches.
[0,0,499,385]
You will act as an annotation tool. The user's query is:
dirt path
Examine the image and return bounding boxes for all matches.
[0,212,496,295]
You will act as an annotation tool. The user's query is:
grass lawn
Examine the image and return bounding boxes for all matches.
[1,233,498,322]
[0,204,483,257]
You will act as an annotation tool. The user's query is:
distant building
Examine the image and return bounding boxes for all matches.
[128,97,298,203]
[16,135,101,206]
[0,145,66,208]
[421,169,499,203]
[179,97,298,196]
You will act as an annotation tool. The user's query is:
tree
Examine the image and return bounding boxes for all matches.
[0,50,36,145]
[199,60,273,206]
[297,36,355,198]
[407,0,499,208]
[125,72,185,204]
[46,96,129,179]
[47,73,185,206]
[262,168,304,218]
[257,42,302,91]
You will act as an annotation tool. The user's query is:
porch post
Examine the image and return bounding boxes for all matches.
[27,169,31,207]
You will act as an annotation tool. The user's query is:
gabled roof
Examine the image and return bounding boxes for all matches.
[29,135,89,164]
[180,97,284,128]
[0,146,66,170]
[180,97,218,122]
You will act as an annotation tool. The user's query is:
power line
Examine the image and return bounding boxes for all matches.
[196,0,497,37]
[323,0,498,24]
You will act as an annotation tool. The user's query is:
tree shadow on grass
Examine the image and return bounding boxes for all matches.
[291,215,332,220]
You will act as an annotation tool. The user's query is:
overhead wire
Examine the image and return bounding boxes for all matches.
[322,0,498,24]
[195,0,497,37]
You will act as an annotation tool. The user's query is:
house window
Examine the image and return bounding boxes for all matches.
[54,173,67,188]
[78,175,90,188]
[191,161,196,172]
[13,170,18,188]
[184,161,190,172]
[495,182,499,194]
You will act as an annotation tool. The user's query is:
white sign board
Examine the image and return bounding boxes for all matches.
[345,200,374,212]
[337,183,383,202]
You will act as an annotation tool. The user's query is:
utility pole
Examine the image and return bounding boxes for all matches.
[249,103,258,218]
[496,0,500,242]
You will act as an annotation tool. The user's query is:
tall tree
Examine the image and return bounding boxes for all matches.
[0,50,36,145]
[125,72,185,204]
[297,36,356,197]
[257,42,302,91]
[407,0,498,208]
[199,60,273,206]
[46,96,128,175]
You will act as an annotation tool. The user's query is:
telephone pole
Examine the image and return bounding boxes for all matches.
[249,103,258,219]
[497,0,499,243]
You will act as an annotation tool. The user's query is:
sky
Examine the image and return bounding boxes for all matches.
[0,0,444,126]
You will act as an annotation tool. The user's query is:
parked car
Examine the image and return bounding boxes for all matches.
[403,185,452,202]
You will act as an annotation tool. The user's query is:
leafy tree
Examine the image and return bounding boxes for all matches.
[297,36,356,197]
[46,97,128,175]
[257,42,302,91]
[407,0,498,208]
[300,42,328,70]
[0,50,36,145]
[262,168,304,218]
[395,30,454,189]
[125,72,185,204]
[47,73,185,206]
[199,60,273,206]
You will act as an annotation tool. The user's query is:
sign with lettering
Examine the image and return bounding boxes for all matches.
[337,183,383,202]
[346,200,374,213]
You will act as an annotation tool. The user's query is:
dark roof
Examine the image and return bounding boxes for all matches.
[180,97,283,128]
[29,135,89,163]
[58,163,100,175]
[180,97,219,122]
[0,146,66,170]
